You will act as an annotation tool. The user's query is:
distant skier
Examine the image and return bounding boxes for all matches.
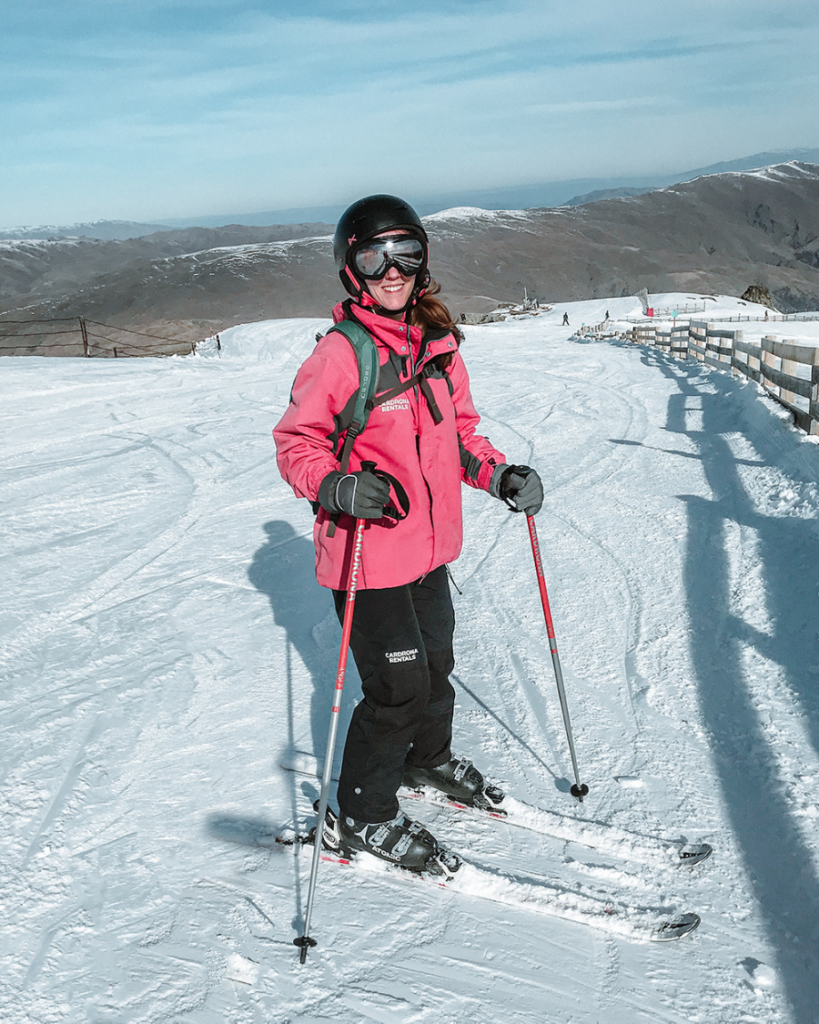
[274,195,544,874]
[562,312,570,326]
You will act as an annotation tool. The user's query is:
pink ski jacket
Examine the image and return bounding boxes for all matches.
[273,301,506,590]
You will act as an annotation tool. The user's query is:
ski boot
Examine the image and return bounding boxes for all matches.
[402,756,506,812]
[320,804,459,878]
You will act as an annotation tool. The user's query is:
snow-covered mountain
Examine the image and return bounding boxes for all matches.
[0,223,335,307]
[3,162,819,339]
[8,146,817,237]
[0,219,172,241]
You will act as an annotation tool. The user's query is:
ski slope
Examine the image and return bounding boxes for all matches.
[2,294,819,1023]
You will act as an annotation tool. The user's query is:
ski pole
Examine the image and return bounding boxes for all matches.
[526,514,589,802]
[294,463,373,964]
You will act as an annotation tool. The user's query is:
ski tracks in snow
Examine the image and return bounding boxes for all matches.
[455,341,653,812]
[4,309,819,1023]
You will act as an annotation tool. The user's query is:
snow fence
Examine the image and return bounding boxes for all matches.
[580,319,819,437]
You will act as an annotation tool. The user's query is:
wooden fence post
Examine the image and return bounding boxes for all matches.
[747,337,760,377]
[780,346,798,408]
[671,322,688,360]
[810,347,819,436]
[762,336,778,399]
[689,321,706,361]
[730,330,743,377]
[79,316,89,357]
[720,328,735,368]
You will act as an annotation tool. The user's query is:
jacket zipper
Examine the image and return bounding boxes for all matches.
[407,323,418,397]
[409,324,436,570]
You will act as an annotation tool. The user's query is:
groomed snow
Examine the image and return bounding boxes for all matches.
[2,295,819,1023]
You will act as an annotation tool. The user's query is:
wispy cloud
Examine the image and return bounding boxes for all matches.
[2,1,818,223]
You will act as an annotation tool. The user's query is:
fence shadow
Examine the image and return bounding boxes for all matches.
[644,349,819,1019]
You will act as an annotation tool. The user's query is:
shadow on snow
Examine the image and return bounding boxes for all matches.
[246,519,350,927]
[642,347,819,1021]
[247,519,349,762]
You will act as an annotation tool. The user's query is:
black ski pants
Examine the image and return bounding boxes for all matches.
[333,564,456,823]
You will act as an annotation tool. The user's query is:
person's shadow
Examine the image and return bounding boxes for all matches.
[247,520,353,766]
[239,520,357,929]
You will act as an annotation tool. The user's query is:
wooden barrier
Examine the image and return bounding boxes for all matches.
[690,322,738,370]
[594,317,819,436]
[655,326,671,353]
[753,336,819,434]
[671,323,689,358]
[688,321,707,362]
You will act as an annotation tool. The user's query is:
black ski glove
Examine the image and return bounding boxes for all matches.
[318,469,391,519]
[491,464,544,515]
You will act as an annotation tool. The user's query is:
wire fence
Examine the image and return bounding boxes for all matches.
[0,315,206,358]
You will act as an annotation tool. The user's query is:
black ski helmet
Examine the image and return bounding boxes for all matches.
[333,194,430,307]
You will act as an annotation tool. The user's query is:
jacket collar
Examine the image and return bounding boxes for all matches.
[332,300,422,355]
[331,300,458,364]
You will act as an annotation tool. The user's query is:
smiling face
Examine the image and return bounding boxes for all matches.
[366,264,416,311]
[363,230,417,312]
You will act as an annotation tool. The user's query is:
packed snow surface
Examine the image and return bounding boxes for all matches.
[3,294,819,1023]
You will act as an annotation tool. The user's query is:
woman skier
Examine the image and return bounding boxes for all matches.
[273,194,543,874]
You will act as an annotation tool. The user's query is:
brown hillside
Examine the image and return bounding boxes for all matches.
[2,163,818,354]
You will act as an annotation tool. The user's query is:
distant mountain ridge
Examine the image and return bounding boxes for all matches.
[0,219,171,241]
[562,187,653,207]
[3,161,819,350]
[4,147,819,239]
[0,223,334,308]
[156,147,819,228]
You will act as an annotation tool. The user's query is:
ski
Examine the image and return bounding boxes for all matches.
[229,815,700,944]
[280,751,712,869]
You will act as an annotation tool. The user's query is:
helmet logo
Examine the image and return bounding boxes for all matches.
[348,235,356,245]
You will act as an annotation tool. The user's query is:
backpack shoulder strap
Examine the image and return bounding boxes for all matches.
[325,319,380,473]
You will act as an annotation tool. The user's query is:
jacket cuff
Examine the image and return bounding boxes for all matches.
[487,463,508,496]
[317,471,342,513]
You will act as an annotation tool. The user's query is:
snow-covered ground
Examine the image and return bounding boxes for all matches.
[538,291,819,342]
[3,294,819,1023]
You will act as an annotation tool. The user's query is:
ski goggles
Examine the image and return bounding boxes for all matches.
[352,237,426,280]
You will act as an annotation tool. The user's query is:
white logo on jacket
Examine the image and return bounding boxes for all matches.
[379,397,411,413]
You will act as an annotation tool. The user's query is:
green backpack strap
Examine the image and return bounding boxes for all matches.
[322,319,380,538]
[326,319,380,474]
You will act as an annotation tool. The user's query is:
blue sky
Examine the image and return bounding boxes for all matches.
[2,0,818,226]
